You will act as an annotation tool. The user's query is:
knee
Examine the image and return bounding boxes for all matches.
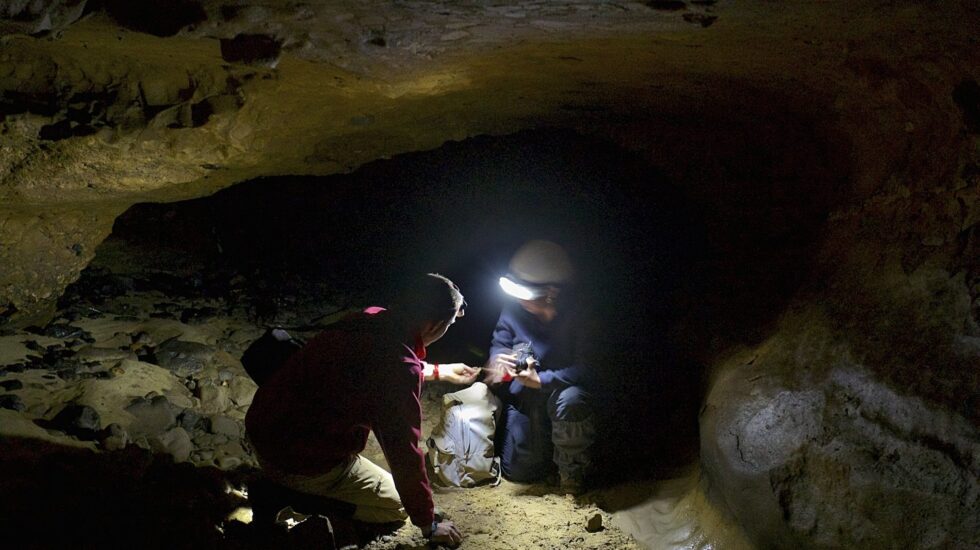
[548,386,592,422]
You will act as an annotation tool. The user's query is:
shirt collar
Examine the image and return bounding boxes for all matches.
[413,334,427,361]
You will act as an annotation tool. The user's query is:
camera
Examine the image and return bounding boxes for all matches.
[512,342,537,372]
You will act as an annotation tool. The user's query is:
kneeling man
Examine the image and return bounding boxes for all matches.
[246,273,475,546]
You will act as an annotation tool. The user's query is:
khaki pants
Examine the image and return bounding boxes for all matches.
[262,454,408,524]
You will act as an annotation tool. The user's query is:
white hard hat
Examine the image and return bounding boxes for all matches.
[508,240,574,286]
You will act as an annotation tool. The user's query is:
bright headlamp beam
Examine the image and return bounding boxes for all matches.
[499,277,540,300]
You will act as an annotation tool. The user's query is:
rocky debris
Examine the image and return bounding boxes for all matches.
[177,408,203,431]
[586,513,603,532]
[155,338,215,377]
[125,394,177,435]
[47,403,102,439]
[195,381,231,414]
[216,455,242,470]
[100,422,129,451]
[149,427,193,462]
[0,393,26,411]
[32,323,90,340]
[205,415,240,438]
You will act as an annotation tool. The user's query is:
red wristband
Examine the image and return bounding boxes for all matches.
[433,363,439,381]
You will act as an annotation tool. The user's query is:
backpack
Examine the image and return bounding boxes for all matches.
[240,328,305,385]
[426,382,503,488]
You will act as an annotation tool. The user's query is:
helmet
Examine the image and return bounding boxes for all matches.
[508,240,574,286]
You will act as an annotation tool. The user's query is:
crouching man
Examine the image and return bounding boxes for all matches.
[245,273,476,547]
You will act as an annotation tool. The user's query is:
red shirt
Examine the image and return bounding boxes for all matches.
[245,308,434,527]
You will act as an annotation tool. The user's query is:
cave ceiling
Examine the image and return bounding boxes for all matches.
[0,1,978,324]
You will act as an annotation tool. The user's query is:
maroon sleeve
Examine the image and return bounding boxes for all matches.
[372,350,435,528]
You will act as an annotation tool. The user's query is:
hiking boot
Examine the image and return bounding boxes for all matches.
[559,473,584,496]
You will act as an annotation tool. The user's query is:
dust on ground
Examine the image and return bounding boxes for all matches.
[0,278,647,549]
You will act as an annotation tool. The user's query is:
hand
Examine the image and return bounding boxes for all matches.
[426,520,462,546]
[514,359,542,389]
[483,353,518,384]
[440,363,481,385]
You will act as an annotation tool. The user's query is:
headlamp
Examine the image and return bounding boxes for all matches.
[499,276,546,300]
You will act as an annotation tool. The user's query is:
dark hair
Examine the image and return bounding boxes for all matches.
[394,273,464,324]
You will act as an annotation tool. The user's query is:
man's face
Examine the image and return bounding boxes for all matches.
[420,305,465,346]
[519,287,560,323]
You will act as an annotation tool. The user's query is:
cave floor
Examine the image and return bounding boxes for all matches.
[0,269,707,549]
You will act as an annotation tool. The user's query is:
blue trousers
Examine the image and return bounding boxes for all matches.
[497,385,595,482]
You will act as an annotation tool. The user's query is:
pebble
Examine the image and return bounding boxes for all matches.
[586,513,603,533]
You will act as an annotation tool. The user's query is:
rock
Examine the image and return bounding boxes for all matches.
[0,394,26,412]
[76,346,137,363]
[196,382,231,414]
[177,409,202,431]
[586,513,603,533]
[702,361,980,548]
[150,427,193,462]
[206,415,240,437]
[0,380,24,391]
[49,404,101,439]
[155,338,215,377]
[100,423,129,451]
[217,456,242,470]
[41,323,88,339]
[228,375,257,407]
[125,395,177,436]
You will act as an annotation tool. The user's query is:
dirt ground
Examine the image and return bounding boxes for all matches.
[0,283,647,549]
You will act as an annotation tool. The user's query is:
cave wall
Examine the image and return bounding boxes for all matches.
[1,1,979,547]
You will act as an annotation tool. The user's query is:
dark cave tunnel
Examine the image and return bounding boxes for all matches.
[71,124,840,485]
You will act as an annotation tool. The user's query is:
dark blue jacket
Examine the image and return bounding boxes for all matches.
[489,301,592,398]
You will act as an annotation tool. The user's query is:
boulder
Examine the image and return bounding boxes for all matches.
[125,395,177,436]
[150,427,193,463]
[702,358,980,548]
[155,339,216,377]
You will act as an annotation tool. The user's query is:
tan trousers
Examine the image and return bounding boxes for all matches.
[262,455,408,524]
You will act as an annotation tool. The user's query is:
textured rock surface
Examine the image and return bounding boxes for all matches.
[1,1,979,548]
